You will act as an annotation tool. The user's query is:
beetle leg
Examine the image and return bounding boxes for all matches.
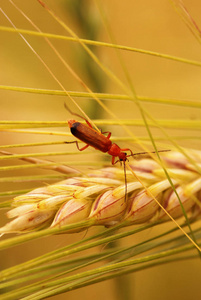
[120,148,133,156]
[65,140,89,151]
[75,141,89,151]
[104,131,112,139]
[99,129,112,139]
[112,156,121,165]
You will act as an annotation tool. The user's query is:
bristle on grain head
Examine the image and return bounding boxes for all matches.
[1,150,201,234]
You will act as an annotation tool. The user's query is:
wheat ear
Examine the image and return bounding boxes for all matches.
[1,150,201,234]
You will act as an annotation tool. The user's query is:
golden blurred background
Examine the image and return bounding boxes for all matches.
[0,1,201,299]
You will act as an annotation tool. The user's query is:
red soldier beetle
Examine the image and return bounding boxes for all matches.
[65,104,134,165]
[68,120,134,165]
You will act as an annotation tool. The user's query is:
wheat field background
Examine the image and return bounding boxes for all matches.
[0,1,201,299]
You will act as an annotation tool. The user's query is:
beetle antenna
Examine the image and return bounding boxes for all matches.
[64,102,86,121]
[126,149,170,158]
[123,161,128,203]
